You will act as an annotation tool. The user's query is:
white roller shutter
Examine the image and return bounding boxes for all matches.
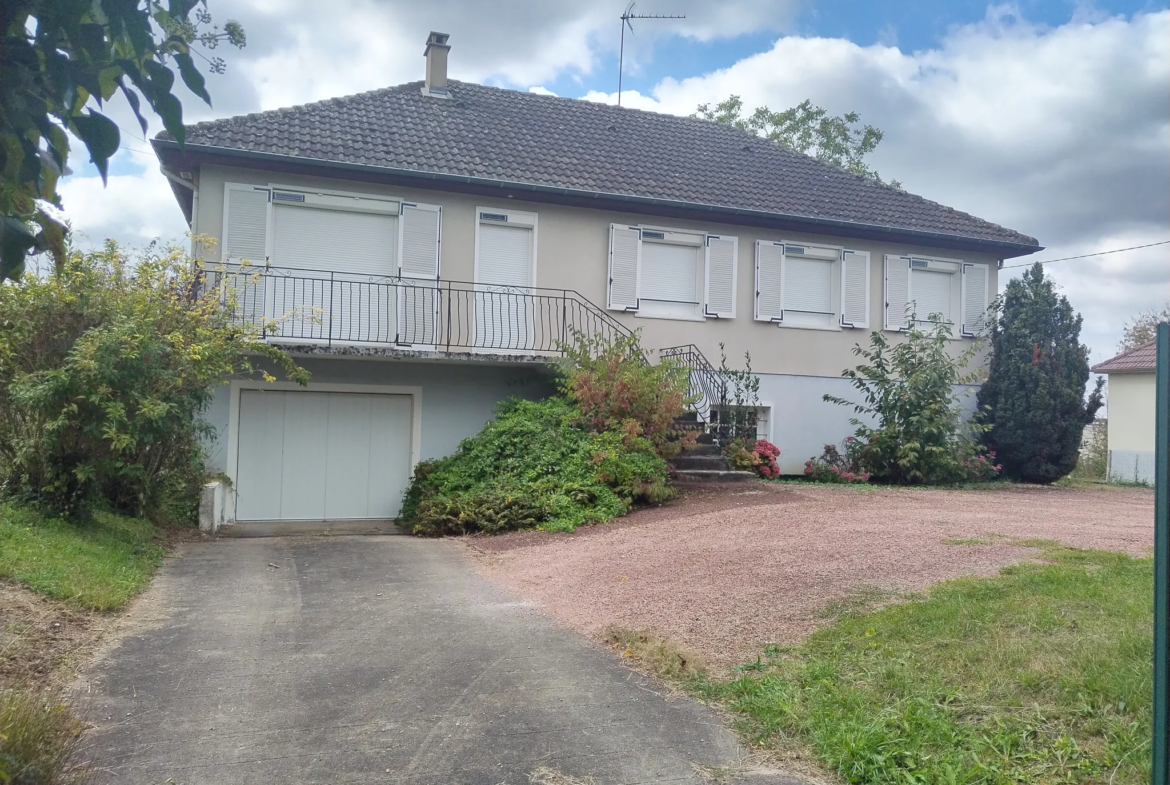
[222,184,270,262]
[704,235,738,318]
[841,250,870,328]
[961,263,990,336]
[607,224,641,311]
[398,203,441,346]
[912,267,952,323]
[784,257,833,315]
[477,222,532,287]
[271,204,397,274]
[640,241,700,303]
[884,255,911,330]
[755,241,784,322]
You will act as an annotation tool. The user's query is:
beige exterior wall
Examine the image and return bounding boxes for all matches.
[1106,372,1156,453]
[194,164,1000,378]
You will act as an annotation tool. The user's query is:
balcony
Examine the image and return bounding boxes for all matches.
[202,263,631,360]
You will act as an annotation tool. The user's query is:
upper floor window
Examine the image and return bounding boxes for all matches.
[607,224,738,321]
[754,241,870,330]
[883,255,990,336]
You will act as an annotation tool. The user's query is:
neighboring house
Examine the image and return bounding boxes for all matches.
[1092,341,1157,484]
[151,32,1040,525]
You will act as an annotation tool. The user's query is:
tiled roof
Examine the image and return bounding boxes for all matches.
[158,80,1040,250]
[1092,340,1157,373]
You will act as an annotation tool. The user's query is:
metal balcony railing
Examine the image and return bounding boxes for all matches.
[659,344,726,422]
[201,263,631,357]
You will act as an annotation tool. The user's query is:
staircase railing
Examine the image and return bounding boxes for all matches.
[659,344,726,423]
[200,263,631,357]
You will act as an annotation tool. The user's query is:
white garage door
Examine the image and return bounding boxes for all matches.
[234,390,413,521]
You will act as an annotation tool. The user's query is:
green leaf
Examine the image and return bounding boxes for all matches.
[174,52,210,105]
[154,92,186,147]
[0,215,37,281]
[70,111,121,183]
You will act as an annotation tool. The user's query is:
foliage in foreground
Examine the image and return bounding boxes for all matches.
[0,242,305,521]
[1,0,245,281]
[401,397,673,536]
[0,689,82,785]
[826,318,998,485]
[0,502,163,611]
[977,262,1104,485]
[708,547,1152,784]
[803,439,871,483]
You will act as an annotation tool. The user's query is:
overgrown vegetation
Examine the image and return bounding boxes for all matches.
[705,547,1152,784]
[824,317,999,485]
[0,502,163,610]
[1070,419,1108,482]
[977,262,1103,485]
[401,331,688,536]
[0,689,82,785]
[0,242,305,521]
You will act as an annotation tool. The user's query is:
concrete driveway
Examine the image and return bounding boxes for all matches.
[73,534,801,784]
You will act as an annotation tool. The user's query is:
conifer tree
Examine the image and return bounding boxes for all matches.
[977,263,1104,483]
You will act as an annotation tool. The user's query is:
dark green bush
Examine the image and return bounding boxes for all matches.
[0,242,305,521]
[401,397,673,536]
[825,316,996,485]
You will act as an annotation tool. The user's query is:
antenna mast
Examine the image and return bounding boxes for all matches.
[618,2,685,107]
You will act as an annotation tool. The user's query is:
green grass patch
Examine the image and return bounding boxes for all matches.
[700,547,1152,784]
[0,503,164,611]
[0,689,83,784]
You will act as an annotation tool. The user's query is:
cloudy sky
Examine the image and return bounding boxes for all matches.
[58,0,1169,365]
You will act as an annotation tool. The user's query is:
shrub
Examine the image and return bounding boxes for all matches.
[825,317,996,485]
[977,262,1104,484]
[710,347,761,448]
[558,330,693,458]
[401,397,673,536]
[804,438,870,483]
[0,241,305,520]
[726,438,780,478]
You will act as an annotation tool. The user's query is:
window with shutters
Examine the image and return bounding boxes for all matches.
[883,255,989,337]
[474,208,537,352]
[606,224,738,321]
[754,241,868,330]
[219,182,442,346]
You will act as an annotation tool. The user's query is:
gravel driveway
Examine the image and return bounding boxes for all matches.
[472,483,1154,671]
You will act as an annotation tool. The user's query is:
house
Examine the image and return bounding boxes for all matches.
[1092,341,1157,484]
[151,32,1041,526]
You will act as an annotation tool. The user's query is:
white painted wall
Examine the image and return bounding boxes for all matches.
[1105,372,1155,484]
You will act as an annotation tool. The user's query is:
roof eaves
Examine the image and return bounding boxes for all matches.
[151,138,1044,257]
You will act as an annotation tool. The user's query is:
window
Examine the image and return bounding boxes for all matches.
[474,208,537,351]
[754,242,870,329]
[607,224,738,320]
[220,183,442,346]
[883,255,990,336]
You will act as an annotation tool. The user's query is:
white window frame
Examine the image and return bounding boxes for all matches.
[607,223,739,322]
[754,240,845,332]
[884,253,979,338]
[473,207,539,288]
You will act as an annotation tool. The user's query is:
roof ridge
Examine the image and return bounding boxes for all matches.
[1093,339,1157,369]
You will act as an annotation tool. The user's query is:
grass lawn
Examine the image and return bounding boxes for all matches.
[0,503,165,611]
[698,546,1152,784]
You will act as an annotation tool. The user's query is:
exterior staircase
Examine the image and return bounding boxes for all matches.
[669,412,757,484]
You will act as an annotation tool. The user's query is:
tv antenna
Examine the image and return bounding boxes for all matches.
[618,2,685,107]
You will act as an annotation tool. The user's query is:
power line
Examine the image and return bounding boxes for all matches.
[1001,240,1170,269]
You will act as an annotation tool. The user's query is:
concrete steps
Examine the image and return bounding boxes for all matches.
[668,417,758,484]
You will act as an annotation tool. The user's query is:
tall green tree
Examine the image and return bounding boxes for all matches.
[1,0,245,281]
[693,95,899,186]
[977,262,1104,484]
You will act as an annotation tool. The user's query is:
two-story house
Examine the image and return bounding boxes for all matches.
[152,32,1040,526]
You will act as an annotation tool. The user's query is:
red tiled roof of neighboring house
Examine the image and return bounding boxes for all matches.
[1091,340,1157,373]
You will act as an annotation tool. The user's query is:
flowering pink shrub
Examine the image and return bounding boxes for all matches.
[804,441,871,484]
[724,438,782,478]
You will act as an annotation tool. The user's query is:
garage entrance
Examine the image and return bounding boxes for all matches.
[234,390,413,522]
